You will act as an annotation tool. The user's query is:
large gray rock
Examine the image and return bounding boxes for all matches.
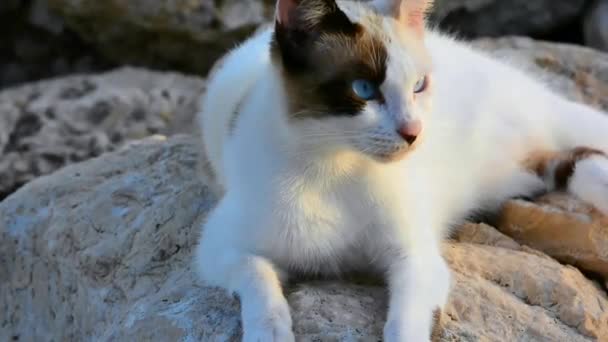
[0,67,204,200]
[1,136,607,341]
[584,0,608,53]
[433,0,587,38]
[47,0,272,76]
[0,0,111,89]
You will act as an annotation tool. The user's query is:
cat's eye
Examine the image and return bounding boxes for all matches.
[352,79,379,101]
[413,75,428,94]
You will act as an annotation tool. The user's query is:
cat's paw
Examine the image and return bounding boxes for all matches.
[242,299,294,342]
[569,154,608,215]
[383,308,443,342]
[384,256,450,342]
[384,317,431,342]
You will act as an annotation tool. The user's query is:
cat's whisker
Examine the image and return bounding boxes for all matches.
[295,132,364,138]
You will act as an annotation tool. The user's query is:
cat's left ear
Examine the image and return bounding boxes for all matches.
[372,0,433,35]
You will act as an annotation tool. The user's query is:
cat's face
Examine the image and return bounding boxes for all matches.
[271,0,433,162]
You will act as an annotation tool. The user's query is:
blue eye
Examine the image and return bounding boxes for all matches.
[413,75,428,94]
[352,79,379,101]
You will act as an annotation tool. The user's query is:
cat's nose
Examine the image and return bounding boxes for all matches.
[397,120,422,144]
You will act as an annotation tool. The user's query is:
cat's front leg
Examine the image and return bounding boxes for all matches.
[232,255,294,342]
[383,244,451,342]
[195,200,295,342]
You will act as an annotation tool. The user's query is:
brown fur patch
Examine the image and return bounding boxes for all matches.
[271,0,388,118]
[523,147,606,190]
[554,147,606,189]
[521,150,560,177]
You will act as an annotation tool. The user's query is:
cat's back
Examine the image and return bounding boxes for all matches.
[197,26,274,187]
[425,31,554,120]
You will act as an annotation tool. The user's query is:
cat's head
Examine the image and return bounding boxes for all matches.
[271,0,433,162]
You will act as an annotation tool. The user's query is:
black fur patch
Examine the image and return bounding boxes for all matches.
[271,0,388,118]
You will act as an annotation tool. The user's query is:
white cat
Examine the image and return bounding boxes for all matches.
[194,0,608,340]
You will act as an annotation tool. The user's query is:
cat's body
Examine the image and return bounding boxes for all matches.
[195,0,608,340]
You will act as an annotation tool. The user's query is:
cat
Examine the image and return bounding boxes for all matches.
[194,0,608,340]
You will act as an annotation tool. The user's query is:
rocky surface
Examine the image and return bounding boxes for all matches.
[584,0,608,53]
[46,0,274,76]
[497,193,608,280]
[0,0,112,89]
[1,135,607,341]
[0,67,204,200]
[433,0,587,38]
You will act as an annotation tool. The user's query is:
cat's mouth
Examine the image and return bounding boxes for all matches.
[367,143,417,163]
[352,134,422,163]
[372,148,409,162]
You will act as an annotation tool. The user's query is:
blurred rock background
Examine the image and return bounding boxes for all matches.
[1,0,607,89]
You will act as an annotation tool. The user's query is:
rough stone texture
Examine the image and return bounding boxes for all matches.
[2,136,607,341]
[497,193,608,280]
[47,0,274,76]
[433,0,587,38]
[0,67,204,200]
[584,0,608,53]
[0,0,112,89]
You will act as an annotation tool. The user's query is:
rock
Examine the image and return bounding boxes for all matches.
[47,0,274,76]
[0,0,111,89]
[1,136,607,341]
[432,0,587,38]
[584,0,608,53]
[0,67,204,200]
[0,0,19,13]
[452,222,522,250]
[442,240,607,341]
[497,193,608,280]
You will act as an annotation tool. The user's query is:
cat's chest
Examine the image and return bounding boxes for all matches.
[256,182,376,273]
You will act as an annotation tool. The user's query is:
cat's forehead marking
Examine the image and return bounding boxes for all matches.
[275,0,427,119]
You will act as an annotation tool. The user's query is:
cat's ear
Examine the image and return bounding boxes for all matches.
[402,0,433,34]
[275,0,298,26]
[274,0,353,31]
[272,0,358,71]
[372,0,433,35]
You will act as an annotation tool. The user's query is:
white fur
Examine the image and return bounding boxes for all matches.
[195,3,608,341]
[569,155,608,214]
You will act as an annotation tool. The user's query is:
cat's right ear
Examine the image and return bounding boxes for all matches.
[272,0,357,72]
[372,0,433,36]
[272,0,308,71]
[275,0,298,26]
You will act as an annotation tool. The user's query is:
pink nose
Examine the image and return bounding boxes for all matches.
[397,120,422,144]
